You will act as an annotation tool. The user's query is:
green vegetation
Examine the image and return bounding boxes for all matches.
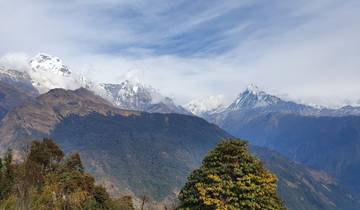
[51,113,229,202]
[177,139,285,210]
[0,138,134,210]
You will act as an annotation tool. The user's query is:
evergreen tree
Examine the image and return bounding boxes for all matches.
[178,139,285,210]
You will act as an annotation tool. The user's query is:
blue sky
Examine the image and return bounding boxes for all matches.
[0,0,359,106]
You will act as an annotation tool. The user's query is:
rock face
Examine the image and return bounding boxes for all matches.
[0,88,359,209]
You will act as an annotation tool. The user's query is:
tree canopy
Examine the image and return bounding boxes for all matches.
[0,138,134,210]
[178,139,285,210]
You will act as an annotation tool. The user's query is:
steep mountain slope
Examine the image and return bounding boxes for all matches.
[229,113,360,193]
[0,68,38,119]
[0,88,227,205]
[0,81,37,119]
[0,67,38,96]
[251,146,360,210]
[0,88,135,151]
[51,113,226,202]
[0,88,358,209]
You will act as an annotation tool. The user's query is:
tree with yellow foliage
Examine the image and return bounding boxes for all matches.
[178,139,285,210]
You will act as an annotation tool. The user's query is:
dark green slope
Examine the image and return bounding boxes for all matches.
[50,113,360,209]
[51,113,228,201]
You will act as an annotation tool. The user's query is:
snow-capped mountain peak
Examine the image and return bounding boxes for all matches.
[27,53,82,93]
[246,83,262,94]
[229,84,281,110]
[29,53,71,76]
[15,53,189,114]
[99,80,176,112]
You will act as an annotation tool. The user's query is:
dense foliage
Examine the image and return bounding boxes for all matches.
[178,139,285,210]
[0,138,134,210]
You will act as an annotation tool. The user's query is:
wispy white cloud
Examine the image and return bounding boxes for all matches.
[0,0,359,106]
[0,53,29,71]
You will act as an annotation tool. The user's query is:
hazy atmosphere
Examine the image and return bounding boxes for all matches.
[1,1,360,210]
[0,0,359,106]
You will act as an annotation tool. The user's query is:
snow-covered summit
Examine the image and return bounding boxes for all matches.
[186,84,284,117]
[98,79,191,114]
[246,83,262,94]
[29,53,71,76]
[99,80,163,111]
[228,84,281,110]
[27,53,83,93]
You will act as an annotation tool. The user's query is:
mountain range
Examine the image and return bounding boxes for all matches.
[0,53,360,209]
[187,84,360,194]
[0,86,358,209]
[186,84,360,120]
[1,53,189,115]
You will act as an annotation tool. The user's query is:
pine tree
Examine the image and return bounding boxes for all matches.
[178,139,285,210]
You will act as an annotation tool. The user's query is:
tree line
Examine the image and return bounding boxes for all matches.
[0,138,284,210]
